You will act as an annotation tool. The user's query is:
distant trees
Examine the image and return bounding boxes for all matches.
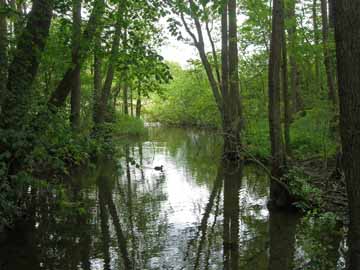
[334,1,360,268]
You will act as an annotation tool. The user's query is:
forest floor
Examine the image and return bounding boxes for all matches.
[292,157,348,220]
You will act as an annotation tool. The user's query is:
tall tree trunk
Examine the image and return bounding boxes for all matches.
[1,0,54,129]
[180,0,244,159]
[313,0,322,94]
[320,0,336,106]
[334,1,360,268]
[288,0,303,114]
[268,0,290,208]
[93,2,122,124]
[136,89,141,118]
[328,0,335,29]
[221,2,229,116]
[0,0,7,111]
[123,85,128,115]
[282,27,291,158]
[93,29,102,123]
[70,0,82,130]
[130,87,133,117]
[226,0,242,160]
[49,0,105,108]
[9,0,25,41]
[112,82,121,110]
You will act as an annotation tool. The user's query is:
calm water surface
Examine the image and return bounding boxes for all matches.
[0,127,344,270]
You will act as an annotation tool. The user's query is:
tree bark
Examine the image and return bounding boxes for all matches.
[1,0,54,129]
[0,0,7,111]
[130,87,133,117]
[221,2,229,134]
[93,28,102,123]
[225,0,242,160]
[313,0,322,94]
[123,85,128,115]
[320,0,336,106]
[288,0,303,113]
[70,0,82,130]
[49,0,105,108]
[328,0,335,29]
[9,0,25,41]
[268,0,290,208]
[112,82,121,111]
[282,26,291,158]
[334,1,360,268]
[136,88,141,118]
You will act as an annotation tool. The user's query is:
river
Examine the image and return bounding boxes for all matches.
[0,127,345,270]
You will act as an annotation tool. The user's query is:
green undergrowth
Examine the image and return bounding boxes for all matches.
[108,114,148,137]
[0,111,146,229]
[146,108,337,161]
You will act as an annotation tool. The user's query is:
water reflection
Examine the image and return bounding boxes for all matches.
[268,210,299,270]
[223,160,242,270]
[0,127,344,270]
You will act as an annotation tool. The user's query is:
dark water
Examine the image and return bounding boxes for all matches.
[0,127,345,270]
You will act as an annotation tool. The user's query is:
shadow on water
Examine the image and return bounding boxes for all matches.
[0,127,345,270]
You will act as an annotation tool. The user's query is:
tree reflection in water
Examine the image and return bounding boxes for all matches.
[0,127,345,270]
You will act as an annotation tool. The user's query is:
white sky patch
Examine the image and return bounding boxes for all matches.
[158,13,248,69]
[160,38,198,68]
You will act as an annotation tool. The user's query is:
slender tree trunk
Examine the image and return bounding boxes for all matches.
[282,27,291,158]
[288,0,303,114]
[221,0,242,160]
[93,29,102,123]
[221,2,229,115]
[268,0,290,208]
[136,88,141,118]
[112,82,121,110]
[320,0,336,106]
[9,0,24,41]
[1,0,54,129]
[226,0,242,160]
[0,0,7,111]
[93,2,122,124]
[334,1,360,268]
[328,0,335,29]
[269,0,284,171]
[70,0,82,130]
[130,87,133,117]
[49,0,105,108]
[313,0,322,93]
[180,0,243,159]
[123,85,128,115]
